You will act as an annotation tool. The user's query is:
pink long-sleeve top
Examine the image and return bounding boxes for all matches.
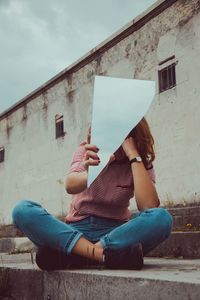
[65,141,156,222]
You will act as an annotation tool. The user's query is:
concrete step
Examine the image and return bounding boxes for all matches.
[0,207,199,240]
[1,220,199,238]
[148,231,200,258]
[168,206,200,217]
[0,237,33,254]
[1,230,200,259]
[0,253,200,300]
[167,206,200,231]
[0,216,64,238]
[0,224,23,238]
[0,231,200,260]
[0,206,199,260]
[172,215,200,230]
[133,206,200,231]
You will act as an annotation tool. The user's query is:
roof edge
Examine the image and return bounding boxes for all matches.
[0,0,177,120]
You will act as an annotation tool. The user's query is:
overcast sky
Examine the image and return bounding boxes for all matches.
[0,0,156,114]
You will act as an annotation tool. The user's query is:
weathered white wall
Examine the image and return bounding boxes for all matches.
[1,0,200,224]
[148,1,200,206]
[0,81,94,224]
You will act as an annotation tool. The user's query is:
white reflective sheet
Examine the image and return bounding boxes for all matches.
[88,75,155,186]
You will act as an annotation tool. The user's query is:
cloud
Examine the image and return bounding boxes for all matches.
[0,0,156,113]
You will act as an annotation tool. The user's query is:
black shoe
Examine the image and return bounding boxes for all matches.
[103,243,143,270]
[35,246,88,271]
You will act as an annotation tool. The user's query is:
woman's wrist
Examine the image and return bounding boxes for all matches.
[127,151,140,161]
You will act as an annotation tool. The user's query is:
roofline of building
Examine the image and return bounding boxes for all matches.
[0,0,177,121]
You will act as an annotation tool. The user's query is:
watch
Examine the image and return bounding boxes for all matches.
[129,156,142,164]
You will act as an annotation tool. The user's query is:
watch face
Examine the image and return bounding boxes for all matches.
[137,156,142,162]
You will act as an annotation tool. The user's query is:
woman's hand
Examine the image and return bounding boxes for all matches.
[83,144,100,169]
[122,137,139,160]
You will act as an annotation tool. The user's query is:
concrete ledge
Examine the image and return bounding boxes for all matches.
[168,206,200,217]
[1,206,199,239]
[173,215,200,230]
[0,237,33,253]
[148,231,200,258]
[1,231,200,259]
[0,224,23,238]
[0,253,200,300]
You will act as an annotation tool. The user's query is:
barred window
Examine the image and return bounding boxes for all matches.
[55,115,65,139]
[0,147,5,163]
[158,63,176,93]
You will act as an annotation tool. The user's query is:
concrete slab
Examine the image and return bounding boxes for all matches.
[0,224,22,238]
[1,230,200,260]
[148,231,200,258]
[0,253,200,300]
[0,237,34,253]
[168,206,200,217]
[173,215,200,230]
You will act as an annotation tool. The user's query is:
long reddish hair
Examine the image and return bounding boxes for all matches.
[128,117,155,168]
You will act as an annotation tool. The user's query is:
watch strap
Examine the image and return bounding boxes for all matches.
[130,156,142,164]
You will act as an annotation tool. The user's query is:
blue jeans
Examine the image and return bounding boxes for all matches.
[12,200,173,255]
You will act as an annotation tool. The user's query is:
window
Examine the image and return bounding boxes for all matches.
[0,147,5,163]
[55,115,65,139]
[158,62,176,93]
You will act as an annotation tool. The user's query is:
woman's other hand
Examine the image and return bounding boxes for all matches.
[122,137,139,160]
[83,144,100,169]
[65,141,99,195]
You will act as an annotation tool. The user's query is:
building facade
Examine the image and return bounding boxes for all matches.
[1,0,200,224]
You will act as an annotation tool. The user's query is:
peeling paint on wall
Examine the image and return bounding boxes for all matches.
[67,90,75,104]
[6,118,12,139]
[22,104,27,122]
[125,43,132,58]
[178,0,200,27]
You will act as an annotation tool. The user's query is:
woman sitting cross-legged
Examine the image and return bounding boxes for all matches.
[12,118,172,270]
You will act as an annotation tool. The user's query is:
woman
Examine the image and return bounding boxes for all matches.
[12,118,172,270]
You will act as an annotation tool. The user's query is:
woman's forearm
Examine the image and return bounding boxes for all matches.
[131,162,160,210]
[65,171,88,194]
[122,137,160,211]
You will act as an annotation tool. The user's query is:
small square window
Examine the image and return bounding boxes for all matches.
[55,115,65,139]
[0,147,5,163]
[158,63,176,93]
